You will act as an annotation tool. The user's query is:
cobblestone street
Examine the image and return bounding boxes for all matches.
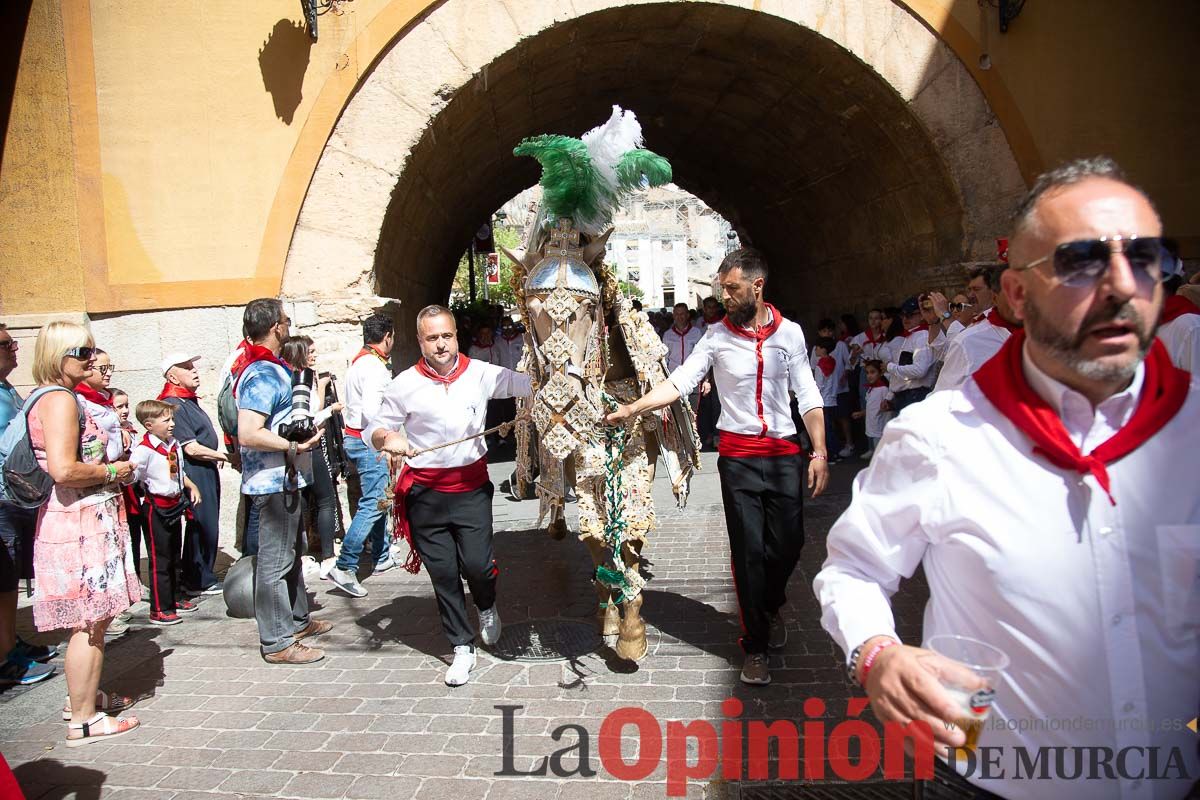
[1,453,929,799]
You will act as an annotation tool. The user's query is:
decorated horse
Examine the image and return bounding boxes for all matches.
[501,107,701,661]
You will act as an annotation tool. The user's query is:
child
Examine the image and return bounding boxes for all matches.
[111,389,148,599]
[852,360,893,460]
[811,337,842,459]
[130,400,202,626]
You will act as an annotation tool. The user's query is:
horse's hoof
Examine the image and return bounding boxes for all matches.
[548,519,568,540]
[615,634,648,662]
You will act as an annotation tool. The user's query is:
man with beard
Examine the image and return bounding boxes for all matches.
[607,248,829,686]
[932,282,1022,392]
[814,157,1198,799]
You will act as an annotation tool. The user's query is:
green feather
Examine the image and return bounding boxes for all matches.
[615,149,673,192]
[513,135,602,224]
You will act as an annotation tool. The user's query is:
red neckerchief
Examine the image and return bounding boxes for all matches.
[671,324,693,337]
[158,383,198,400]
[391,457,490,574]
[472,339,494,351]
[229,341,288,381]
[816,355,836,377]
[352,345,389,367]
[864,328,883,345]
[138,434,184,494]
[416,353,470,384]
[866,379,888,389]
[75,384,112,407]
[721,303,781,342]
[973,329,1188,505]
[904,323,930,337]
[1161,293,1200,324]
[501,331,521,342]
[986,308,1021,333]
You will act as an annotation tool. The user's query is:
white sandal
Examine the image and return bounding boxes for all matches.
[62,689,135,720]
[65,711,140,748]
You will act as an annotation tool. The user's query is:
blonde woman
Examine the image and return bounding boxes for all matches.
[29,321,141,746]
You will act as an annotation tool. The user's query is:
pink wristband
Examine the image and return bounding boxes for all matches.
[810,453,827,461]
[859,639,899,686]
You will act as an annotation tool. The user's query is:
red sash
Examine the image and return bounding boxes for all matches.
[717,431,801,458]
[1161,294,1200,325]
[985,308,1021,333]
[973,329,1188,505]
[392,456,489,573]
[158,383,198,400]
[74,384,112,407]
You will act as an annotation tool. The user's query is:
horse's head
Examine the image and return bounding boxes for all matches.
[507,219,612,459]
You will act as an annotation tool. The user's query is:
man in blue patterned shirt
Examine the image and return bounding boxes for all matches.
[234,299,330,665]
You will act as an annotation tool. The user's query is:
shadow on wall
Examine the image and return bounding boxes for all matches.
[258,18,312,125]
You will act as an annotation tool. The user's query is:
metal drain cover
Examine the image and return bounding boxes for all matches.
[488,619,602,662]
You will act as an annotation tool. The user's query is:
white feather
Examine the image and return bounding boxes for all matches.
[578,105,645,233]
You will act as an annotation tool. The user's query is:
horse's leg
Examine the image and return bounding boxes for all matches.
[615,539,648,661]
[583,537,621,637]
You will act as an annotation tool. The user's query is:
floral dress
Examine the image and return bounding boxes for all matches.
[28,400,140,631]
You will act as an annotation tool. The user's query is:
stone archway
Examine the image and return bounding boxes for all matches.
[282,0,1025,362]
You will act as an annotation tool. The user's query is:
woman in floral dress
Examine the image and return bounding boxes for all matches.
[28,322,141,746]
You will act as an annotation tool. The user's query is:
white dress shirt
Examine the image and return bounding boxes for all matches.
[670,311,823,438]
[1157,314,1200,375]
[934,318,1014,392]
[886,327,937,391]
[343,348,391,432]
[364,359,532,469]
[130,434,185,497]
[814,347,1200,800]
[850,330,890,366]
[928,319,966,362]
[661,324,704,373]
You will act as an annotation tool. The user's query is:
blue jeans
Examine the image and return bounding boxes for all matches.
[336,435,388,571]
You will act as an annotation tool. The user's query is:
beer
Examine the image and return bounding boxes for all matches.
[944,685,995,755]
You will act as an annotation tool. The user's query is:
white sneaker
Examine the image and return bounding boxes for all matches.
[326,566,367,598]
[318,557,336,580]
[444,645,476,687]
[373,553,395,574]
[478,606,501,646]
[838,445,855,459]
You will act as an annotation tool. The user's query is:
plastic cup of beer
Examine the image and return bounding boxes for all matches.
[925,634,1009,755]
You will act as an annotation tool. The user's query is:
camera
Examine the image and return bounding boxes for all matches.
[277,367,317,443]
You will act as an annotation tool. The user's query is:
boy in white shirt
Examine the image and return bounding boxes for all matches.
[811,338,842,459]
[130,400,202,627]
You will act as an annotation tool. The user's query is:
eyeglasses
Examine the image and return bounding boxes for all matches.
[97,365,115,376]
[63,346,96,360]
[0,340,16,351]
[1012,235,1163,287]
[949,302,970,312]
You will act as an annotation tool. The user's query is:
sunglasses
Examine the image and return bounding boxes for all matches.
[63,346,96,360]
[98,365,115,376]
[949,302,970,312]
[1013,235,1163,287]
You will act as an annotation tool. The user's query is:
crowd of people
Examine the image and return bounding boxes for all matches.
[0,156,1198,799]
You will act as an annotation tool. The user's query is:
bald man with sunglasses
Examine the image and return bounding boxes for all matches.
[815,157,1198,799]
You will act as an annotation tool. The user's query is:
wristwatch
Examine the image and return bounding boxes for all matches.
[940,310,952,320]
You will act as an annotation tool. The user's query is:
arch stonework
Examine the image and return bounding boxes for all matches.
[282,0,1025,358]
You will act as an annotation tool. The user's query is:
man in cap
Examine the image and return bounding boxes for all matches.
[883,296,937,412]
[159,352,228,595]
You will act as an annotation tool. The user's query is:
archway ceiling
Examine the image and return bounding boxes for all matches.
[375,2,964,314]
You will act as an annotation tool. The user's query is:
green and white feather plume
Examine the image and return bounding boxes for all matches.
[514,105,673,235]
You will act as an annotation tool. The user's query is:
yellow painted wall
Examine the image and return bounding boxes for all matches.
[0,0,86,315]
[1,0,1197,318]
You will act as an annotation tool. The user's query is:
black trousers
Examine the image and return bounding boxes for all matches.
[143,500,183,615]
[717,452,805,654]
[181,464,221,591]
[407,482,498,647]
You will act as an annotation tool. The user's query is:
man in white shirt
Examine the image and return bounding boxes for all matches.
[966,265,998,321]
[496,318,525,372]
[607,248,829,686]
[661,302,703,373]
[1157,241,1199,374]
[885,297,937,412]
[934,285,1023,392]
[326,313,395,598]
[370,305,532,686]
[814,156,1198,800]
